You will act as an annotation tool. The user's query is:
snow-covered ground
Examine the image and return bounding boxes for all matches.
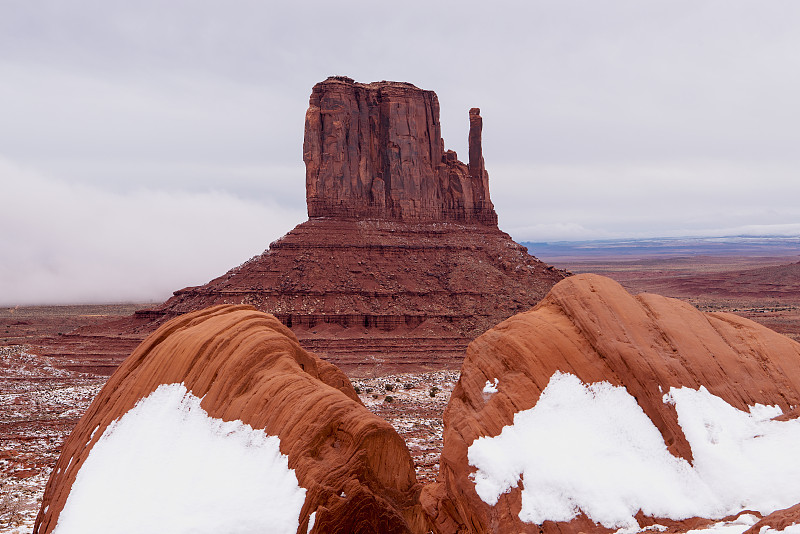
[0,346,106,533]
[352,370,458,483]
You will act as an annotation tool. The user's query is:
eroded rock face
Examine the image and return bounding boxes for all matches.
[56,77,565,376]
[34,305,425,534]
[128,218,567,375]
[304,76,497,225]
[424,274,800,533]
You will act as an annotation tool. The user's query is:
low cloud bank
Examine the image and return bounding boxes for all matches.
[492,162,800,242]
[0,157,304,306]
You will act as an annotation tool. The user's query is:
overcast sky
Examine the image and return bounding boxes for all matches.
[1,0,799,305]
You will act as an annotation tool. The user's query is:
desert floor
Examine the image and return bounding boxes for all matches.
[1,254,798,532]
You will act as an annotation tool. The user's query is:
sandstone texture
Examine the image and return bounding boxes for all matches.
[304,76,496,225]
[16,76,800,533]
[424,273,800,533]
[34,305,425,534]
[128,218,566,374]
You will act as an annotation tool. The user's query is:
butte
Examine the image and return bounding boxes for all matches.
[59,76,569,375]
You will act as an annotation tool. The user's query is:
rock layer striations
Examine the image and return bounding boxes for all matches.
[38,277,800,533]
[34,306,426,534]
[304,76,496,225]
[130,218,565,374]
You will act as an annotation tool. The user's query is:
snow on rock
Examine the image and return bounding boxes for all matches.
[34,305,425,534]
[469,372,800,529]
[758,523,800,534]
[54,383,305,534]
[686,514,760,534]
[423,274,800,534]
[469,372,709,528]
[666,387,800,516]
[482,378,499,395]
[743,503,800,534]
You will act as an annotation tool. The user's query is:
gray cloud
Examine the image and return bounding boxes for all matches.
[0,157,304,305]
[1,0,799,303]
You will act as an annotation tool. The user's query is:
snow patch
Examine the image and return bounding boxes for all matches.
[483,378,499,395]
[686,514,759,534]
[761,524,800,534]
[53,383,306,534]
[468,372,800,529]
[664,386,800,515]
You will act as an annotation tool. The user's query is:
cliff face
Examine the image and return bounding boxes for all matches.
[303,76,497,225]
[134,218,567,375]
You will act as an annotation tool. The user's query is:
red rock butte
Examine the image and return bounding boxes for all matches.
[304,76,497,225]
[48,76,568,375]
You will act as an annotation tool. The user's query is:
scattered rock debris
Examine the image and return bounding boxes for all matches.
[352,370,459,484]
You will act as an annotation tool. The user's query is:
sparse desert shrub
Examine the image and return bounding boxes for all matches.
[429,386,439,397]
[384,395,394,403]
[384,383,394,392]
[354,386,361,394]
[404,382,414,390]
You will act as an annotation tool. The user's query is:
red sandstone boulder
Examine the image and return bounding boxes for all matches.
[424,274,800,533]
[35,305,425,533]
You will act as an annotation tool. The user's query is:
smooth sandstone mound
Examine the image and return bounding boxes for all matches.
[34,305,425,534]
[425,273,800,533]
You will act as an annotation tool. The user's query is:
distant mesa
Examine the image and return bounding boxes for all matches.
[63,76,567,375]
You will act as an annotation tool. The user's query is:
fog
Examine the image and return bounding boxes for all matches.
[0,157,303,304]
